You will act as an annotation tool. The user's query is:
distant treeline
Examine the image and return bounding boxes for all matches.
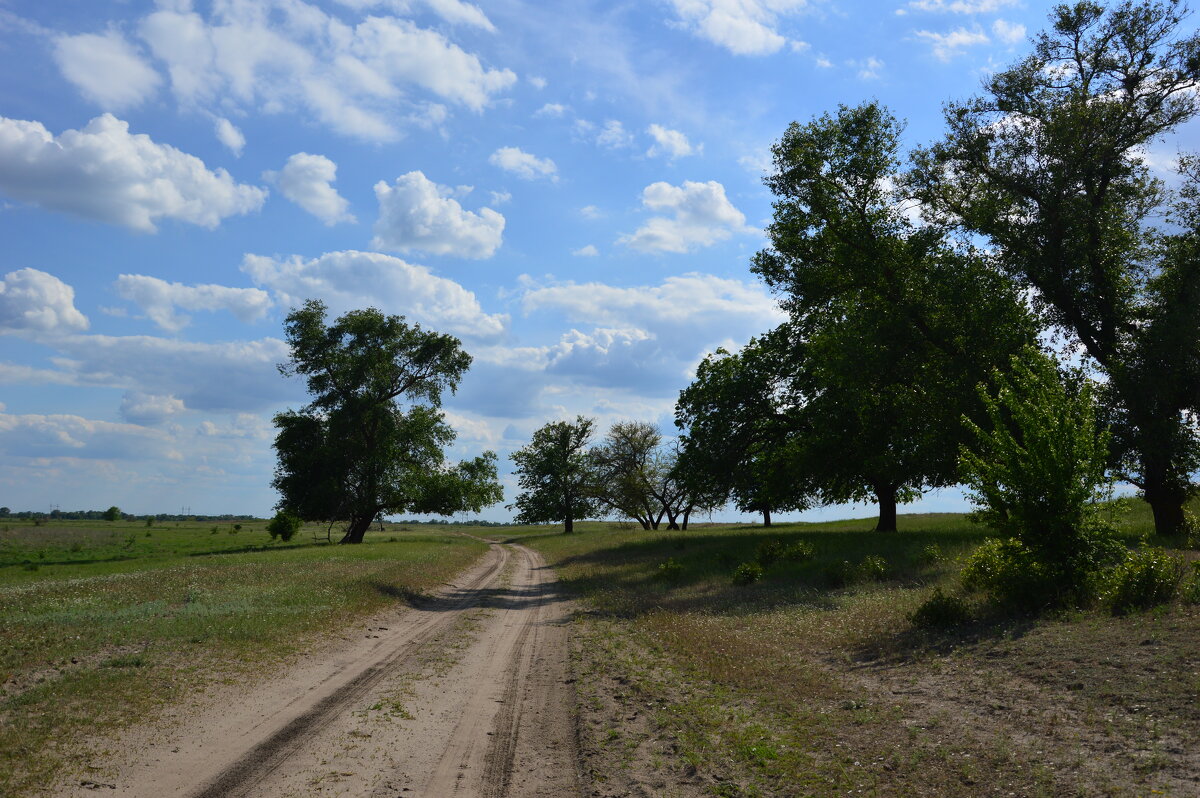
[388,518,509,527]
[0,508,259,522]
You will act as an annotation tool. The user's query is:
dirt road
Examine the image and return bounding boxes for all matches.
[65,541,579,798]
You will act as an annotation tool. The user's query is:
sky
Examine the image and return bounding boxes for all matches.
[0,0,1086,520]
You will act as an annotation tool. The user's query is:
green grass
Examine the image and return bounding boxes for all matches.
[0,519,489,796]
[523,506,1200,797]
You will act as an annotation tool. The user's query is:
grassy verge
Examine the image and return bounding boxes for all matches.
[524,510,1200,797]
[0,520,488,796]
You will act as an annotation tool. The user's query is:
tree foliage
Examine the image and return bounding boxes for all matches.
[509,416,600,532]
[908,0,1200,533]
[272,300,502,544]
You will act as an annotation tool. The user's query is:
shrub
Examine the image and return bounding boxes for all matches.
[859,554,888,581]
[821,559,857,588]
[732,561,763,585]
[910,588,972,628]
[1183,562,1200,604]
[267,511,303,542]
[655,557,686,582]
[1106,548,1185,615]
[959,349,1122,607]
[918,543,945,564]
[756,539,785,567]
[781,540,816,562]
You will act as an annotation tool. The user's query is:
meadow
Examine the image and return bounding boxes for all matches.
[517,506,1200,797]
[0,518,487,795]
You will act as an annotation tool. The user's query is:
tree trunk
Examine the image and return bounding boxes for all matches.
[681,507,691,531]
[874,484,897,532]
[762,508,772,527]
[339,514,374,544]
[564,516,574,533]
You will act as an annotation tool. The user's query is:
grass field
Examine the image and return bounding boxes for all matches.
[520,508,1200,797]
[0,518,487,795]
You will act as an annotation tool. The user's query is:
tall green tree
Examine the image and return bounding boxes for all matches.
[749,102,1037,529]
[908,0,1200,534]
[509,416,600,533]
[588,421,669,530]
[272,300,503,544]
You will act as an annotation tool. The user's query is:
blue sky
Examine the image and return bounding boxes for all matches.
[0,0,1074,519]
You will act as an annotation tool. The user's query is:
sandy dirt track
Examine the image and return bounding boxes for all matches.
[64,541,580,798]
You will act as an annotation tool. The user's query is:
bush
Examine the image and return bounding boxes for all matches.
[821,559,857,588]
[859,554,888,581]
[756,539,785,567]
[1106,548,1184,615]
[918,543,945,565]
[732,561,763,585]
[655,557,686,582]
[910,588,972,628]
[267,511,303,542]
[781,540,816,562]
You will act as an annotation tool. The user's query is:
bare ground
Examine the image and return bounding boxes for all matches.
[57,541,580,798]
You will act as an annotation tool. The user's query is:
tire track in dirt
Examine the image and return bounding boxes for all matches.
[62,541,580,798]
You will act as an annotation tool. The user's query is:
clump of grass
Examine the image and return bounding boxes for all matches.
[655,557,686,582]
[910,588,972,628]
[732,561,763,586]
[102,653,149,668]
[756,539,785,567]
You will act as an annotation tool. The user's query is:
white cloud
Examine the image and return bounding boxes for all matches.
[264,152,355,225]
[0,268,89,336]
[213,117,245,156]
[915,26,989,61]
[334,0,496,31]
[646,124,700,159]
[901,0,1017,12]
[857,56,884,79]
[113,274,273,332]
[667,0,809,56]
[372,171,505,258]
[992,19,1025,44]
[572,245,599,257]
[52,29,161,110]
[0,411,177,460]
[596,119,633,149]
[489,190,512,205]
[528,75,548,89]
[241,250,508,340]
[580,205,603,219]
[135,1,515,141]
[488,146,558,181]
[0,114,266,232]
[120,391,186,425]
[815,55,832,68]
[618,180,753,254]
[535,102,567,117]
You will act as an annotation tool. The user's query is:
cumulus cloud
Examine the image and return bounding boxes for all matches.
[572,245,599,257]
[52,29,161,110]
[241,250,508,339]
[264,152,355,225]
[535,102,567,117]
[113,274,272,332]
[646,124,700,159]
[372,171,505,258]
[856,56,884,79]
[900,0,1017,12]
[595,119,633,149]
[618,180,753,254]
[0,411,177,460]
[488,147,558,180]
[0,114,266,232]
[334,0,496,31]
[915,26,989,61]
[134,0,515,141]
[0,268,89,336]
[120,391,186,425]
[992,19,1025,44]
[214,117,245,156]
[667,0,808,56]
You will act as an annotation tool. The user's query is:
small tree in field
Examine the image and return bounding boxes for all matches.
[266,511,303,542]
[103,506,121,522]
[960,348,1122,606]
[509,416,600,533]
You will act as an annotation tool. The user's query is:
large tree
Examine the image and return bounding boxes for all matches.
[509,416,600,533]
[272,300,503,544]
[746,102,1036,530]
[908,0,1200,534]
[588,421,669,530]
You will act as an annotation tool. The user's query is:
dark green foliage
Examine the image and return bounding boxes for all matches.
[1106,548,1185,614]
[508,416,599,533]
[272,300,502,544]
[732,561,764,586]
[909,0,1200,534]
[655,557,686,582]
[859,554,888,582]
[821,560,857,588]
[756,539,785,567]
[910,588,973,628]
[266,511,302,542]
[102,506,121,522]
[781,540,815,562]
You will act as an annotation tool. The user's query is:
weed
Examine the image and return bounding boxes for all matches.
[732,561,763,586]
[859,554,888,581]
[1105,548,1184,615]
[781,540,815,562]
[102,653,148,668]
[756,539,785,567]
[821,559,857,588]
[910,588,972,628]
[918,543,945,564]
[655,557,686,582]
